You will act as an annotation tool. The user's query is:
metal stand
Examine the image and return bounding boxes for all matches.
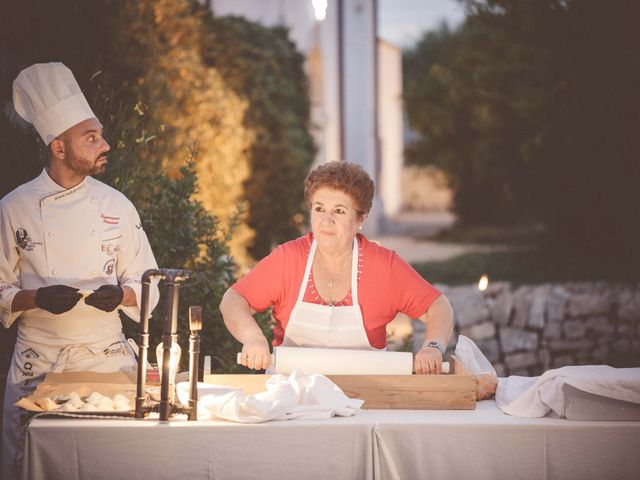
[135,268,201,421]
[187,306,202,421]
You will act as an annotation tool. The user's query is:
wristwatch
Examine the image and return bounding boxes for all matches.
[423,341,446,356]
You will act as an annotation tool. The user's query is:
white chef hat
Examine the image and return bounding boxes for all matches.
[12,62,96,145]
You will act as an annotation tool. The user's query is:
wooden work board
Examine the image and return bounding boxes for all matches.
[204,356,476,410]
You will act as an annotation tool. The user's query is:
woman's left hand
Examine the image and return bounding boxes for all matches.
[414,347,443,375]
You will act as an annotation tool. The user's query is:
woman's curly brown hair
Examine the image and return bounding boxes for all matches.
[304,162,374,218]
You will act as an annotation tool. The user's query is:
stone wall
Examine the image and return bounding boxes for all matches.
[412,282,640,376]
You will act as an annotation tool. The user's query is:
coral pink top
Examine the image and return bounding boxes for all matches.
[232,233,441,349]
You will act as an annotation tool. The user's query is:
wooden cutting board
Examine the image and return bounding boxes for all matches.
[204,356,476,410]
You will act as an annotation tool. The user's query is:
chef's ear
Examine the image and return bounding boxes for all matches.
[49,137,66,160]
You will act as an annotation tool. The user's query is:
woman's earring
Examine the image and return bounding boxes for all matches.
[358,225,363,231]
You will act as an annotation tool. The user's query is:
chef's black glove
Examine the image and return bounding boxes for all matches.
[35,285,82,314]
[85,285,124,312]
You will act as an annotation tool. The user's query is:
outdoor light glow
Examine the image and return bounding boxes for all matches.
[478,274,489,292]
[312,0,328,21]
[156,341,182,386]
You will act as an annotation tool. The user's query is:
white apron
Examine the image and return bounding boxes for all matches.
[2,334,136,480]
[281,238,374,350]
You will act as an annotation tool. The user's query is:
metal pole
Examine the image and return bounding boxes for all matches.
[159,280,178,421]
[188,306,202,421]
[135,269,162,419]
[158,269,189,421]
[134,268,189,421]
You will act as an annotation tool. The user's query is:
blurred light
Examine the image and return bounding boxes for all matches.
[312,0,328,21]
[478,274,489,292]
[156,341,182,394]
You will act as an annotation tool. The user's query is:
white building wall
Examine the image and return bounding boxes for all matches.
[341,0,381,234]
[341,0,377,180]
[311,1,341,167]
[210,0,316,52]
[377,39,403,216]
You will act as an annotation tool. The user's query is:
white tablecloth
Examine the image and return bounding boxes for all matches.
[24,401,640,480]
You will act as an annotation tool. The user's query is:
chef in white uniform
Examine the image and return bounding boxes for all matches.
[0,62,159,480]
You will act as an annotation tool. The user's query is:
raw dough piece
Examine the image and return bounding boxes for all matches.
[96,398,115,410]
[86,392,104,405]
[35,397,59,411]
[61,402,78,412]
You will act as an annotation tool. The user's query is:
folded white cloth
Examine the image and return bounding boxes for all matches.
[177,371,363,423]
[496,365,640,418]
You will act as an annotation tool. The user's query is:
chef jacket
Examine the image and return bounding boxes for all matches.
[0,169,159,345]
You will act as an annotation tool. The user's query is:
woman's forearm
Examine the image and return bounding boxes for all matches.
[219,288,265,344]
[419,294,454,347]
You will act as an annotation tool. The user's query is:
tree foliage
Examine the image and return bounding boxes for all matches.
[0,0,315,264]
[101,86,281,371]
[404,0,640,270]
[0,0,312,370]
[201,16,316,259]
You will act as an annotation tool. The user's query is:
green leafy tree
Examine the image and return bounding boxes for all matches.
[1,0,315,265]
[201,15,316,258]
[1,0,309,372]
[404,0,640,271]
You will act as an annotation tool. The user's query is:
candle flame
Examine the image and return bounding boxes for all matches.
[478,274,489,291]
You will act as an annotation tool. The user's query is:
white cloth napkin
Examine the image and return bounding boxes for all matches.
[455,335,497,376]
[496,365,640,418]
[177,370,363,423]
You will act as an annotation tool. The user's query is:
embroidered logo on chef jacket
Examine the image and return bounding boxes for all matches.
[101,213,121,225]
[18,364,34,377]
[15,228,41,251]
[103,258,116,275]
[101,243,121,256]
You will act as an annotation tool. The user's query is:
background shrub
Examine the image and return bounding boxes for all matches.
[404,0,640,274]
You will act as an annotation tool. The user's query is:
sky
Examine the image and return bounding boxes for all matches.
[378,0,466,48]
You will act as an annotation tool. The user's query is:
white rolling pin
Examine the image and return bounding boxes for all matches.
[236,346,450,375]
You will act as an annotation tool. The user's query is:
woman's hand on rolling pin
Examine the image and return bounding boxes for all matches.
[414,347,442,375]
[241,334,271,370]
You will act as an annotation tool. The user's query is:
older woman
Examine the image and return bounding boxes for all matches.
[220,162,453,374]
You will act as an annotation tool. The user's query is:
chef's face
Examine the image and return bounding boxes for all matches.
[60,118,110,176]
[310,187,366,252]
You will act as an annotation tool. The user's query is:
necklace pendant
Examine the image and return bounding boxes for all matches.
[327,279,335,288]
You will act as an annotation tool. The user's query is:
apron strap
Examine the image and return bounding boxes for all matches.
[50,344,105,372]
[297,239,318,304]
[350,237,359,304]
